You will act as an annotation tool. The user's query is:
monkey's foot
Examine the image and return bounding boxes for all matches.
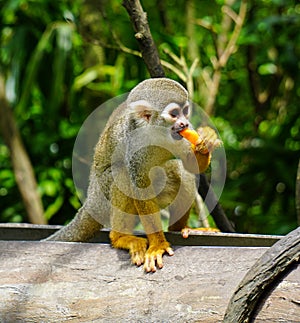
[143,242,174,273]
[109,231,148,267]
[128,237,148,267]
[181,227,220,238]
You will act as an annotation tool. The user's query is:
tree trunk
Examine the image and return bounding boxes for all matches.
[0,74,46,224]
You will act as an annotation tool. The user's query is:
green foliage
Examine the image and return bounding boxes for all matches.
[0,0,299,234]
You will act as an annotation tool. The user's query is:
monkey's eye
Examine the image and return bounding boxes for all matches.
[170,109,180,118]
[183,106,189,116]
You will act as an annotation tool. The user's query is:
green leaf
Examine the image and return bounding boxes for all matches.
[258,63,277,75]
[16,22,73,115]
[40,180,58,197]
[44,195,64,220]
[48,23,73,112]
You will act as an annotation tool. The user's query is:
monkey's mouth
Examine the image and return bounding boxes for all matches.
[171,132,183,140]
[171,125,188,141]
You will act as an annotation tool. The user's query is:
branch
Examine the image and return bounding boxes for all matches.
[160,60,187,82]
[204,0,247,116]
[223,226,300,322]
[122,0,165,77]
[161,46,199,98]
[194,191,210,228]
[219,0,247,67]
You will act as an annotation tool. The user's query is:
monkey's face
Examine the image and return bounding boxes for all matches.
[129,99,191,141]
[160,102,191,140]
[127,78,190,140]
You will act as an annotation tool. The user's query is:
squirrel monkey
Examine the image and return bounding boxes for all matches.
[45,78,221,272]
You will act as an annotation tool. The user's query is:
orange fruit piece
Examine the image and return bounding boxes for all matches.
[179,128,199,146]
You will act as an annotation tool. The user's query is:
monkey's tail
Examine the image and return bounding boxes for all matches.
[42,207,103,242]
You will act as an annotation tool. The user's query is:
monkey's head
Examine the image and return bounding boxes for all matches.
[127,78,191,140]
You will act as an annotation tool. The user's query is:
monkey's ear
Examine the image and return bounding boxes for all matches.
[129,100,153,123]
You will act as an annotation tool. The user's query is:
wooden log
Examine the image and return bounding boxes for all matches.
[0,239,299,322]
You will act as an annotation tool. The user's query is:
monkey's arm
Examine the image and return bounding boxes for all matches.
[180,126,223,237]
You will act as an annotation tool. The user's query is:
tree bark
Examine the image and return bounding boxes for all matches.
[122,0,165,78]
[223,226,300,322]
[0,75,46,224]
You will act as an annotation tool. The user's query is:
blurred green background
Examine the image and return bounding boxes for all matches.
[0,0,299,234]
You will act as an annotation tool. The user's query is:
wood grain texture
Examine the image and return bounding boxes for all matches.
[0,240,299,322]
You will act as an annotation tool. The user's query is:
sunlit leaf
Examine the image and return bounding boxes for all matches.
[44,195,64,220]
[258,63,277,75]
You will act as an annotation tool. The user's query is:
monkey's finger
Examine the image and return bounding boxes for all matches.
[196,137,222,154]
[181,228,189,238]
[144,256,156,273]
[157,246,174,266]
[156,253,163,269]
[156,247,174,268]
[166,247,174,256]
[214,138,223,148]
[205,141,216,153]
[195,141,209,154]
[131,252,144,267]
[197,127,220,143]
[207,138,222,151]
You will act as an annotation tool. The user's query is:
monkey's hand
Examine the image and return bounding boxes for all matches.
[194,126,222,154]
[144,233,174,272]
[110,231,148,267]
[183,126,222,173]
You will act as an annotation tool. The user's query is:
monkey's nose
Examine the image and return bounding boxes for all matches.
[172,123,188,132]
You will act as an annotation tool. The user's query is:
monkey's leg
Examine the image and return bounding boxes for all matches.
[109,188,148,267]
[43,207,102,242]
[137,200,174,272]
